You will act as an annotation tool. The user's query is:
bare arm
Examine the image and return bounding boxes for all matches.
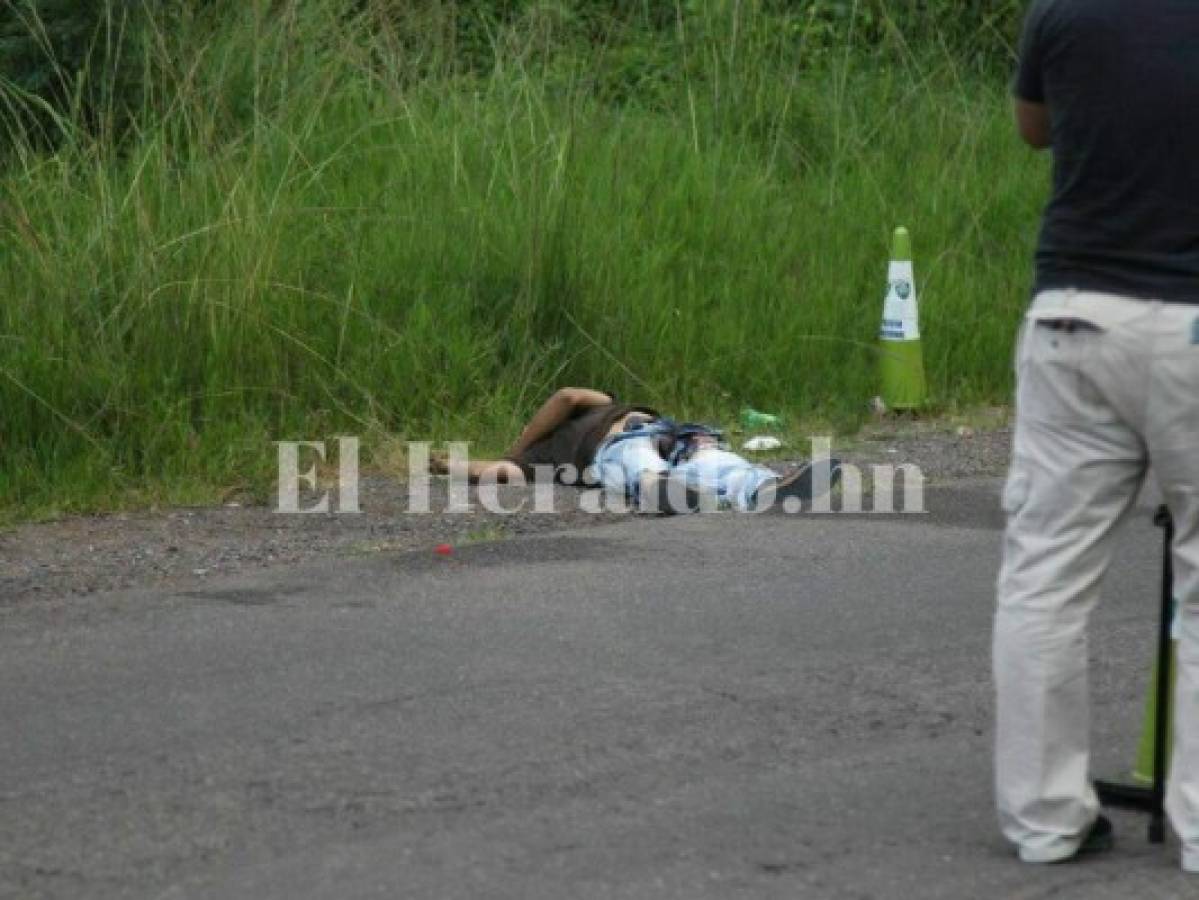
[504,387,614,459]
[1015,99,1051,150]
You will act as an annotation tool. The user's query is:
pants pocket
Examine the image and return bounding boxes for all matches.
[1018,323,1109,424]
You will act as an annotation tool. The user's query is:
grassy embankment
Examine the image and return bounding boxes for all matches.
[0,3,1046,521]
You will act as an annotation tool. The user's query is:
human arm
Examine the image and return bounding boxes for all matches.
[1013,0,1052,150]
[1015,99,1051,150]
[504,387,614,459]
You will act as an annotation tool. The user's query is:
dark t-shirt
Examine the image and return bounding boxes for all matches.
[507,403,658,483]
[1015,0,1199,303]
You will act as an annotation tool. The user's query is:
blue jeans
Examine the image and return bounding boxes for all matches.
[592,435,777,511]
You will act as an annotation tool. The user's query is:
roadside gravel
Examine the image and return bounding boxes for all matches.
[0,423,1012,604]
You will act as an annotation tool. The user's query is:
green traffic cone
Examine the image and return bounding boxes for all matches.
[1132,643,1177,784]
[878,227,927,410]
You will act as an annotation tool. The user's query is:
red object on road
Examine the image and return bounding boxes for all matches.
[434,543,453,556]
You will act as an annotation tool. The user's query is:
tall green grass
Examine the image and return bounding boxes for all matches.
[0,1,1046,518]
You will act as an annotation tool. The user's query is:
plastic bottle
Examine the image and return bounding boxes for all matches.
[741,407,783,429]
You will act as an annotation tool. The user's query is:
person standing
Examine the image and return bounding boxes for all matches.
[995,0,1199,869]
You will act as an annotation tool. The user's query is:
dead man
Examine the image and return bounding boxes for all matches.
[431,388,840,513]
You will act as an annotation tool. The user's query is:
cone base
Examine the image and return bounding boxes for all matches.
[1095,776,1157,811]
[879,339,927,410]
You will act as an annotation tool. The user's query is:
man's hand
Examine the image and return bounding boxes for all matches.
[1015,99,1051,150]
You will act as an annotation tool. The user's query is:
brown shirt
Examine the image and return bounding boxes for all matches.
[507,404,658,482]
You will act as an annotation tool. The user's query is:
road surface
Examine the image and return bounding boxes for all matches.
[1,479,1190,898]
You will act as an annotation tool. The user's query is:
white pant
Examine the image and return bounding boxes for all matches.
[591,434,669,502]
[995,290,1199,868]
[592,435,777,511]
[672,447,777,511]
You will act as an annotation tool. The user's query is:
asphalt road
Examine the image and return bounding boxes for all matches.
[1,479,1193,899]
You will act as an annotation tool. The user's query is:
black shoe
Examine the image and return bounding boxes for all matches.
[1026,815,1114,864]
[751,458,842,511]
[1057,815,1114,861]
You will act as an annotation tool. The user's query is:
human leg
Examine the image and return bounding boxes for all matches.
[671,448,841,512]
[994,318,1147,862]
[671,448,776,511]
[1144,304,1199,871]
[1161,450,1199,872]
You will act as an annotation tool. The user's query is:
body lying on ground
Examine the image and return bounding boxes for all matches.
[429,387,840,513]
